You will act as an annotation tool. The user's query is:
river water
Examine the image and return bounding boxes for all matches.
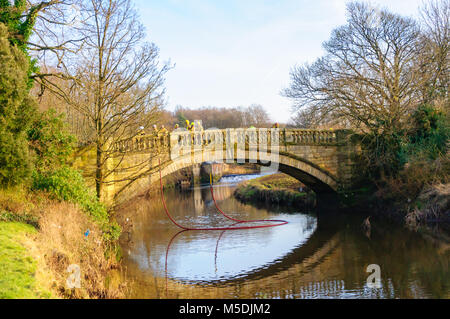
[119,174,449,299]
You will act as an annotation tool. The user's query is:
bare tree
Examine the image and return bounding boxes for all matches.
[27,0,88,71]
[283,2,424,134]
[173,104,272,129]
[290,108,321,129]
[32,66,96,144]
[418,0,449,105]
[242,104,271,127]
[174,106,245,129]
[39,0,170,199]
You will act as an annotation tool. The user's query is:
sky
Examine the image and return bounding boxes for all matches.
[135,0,425,123]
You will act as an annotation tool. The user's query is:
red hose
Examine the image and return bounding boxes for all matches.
[209,174,288,226]
[158,159,288,231]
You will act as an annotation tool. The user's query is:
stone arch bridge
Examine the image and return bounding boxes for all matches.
[74,128,361,206]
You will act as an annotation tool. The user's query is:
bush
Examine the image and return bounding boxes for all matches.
[32,167,121,243]
[28,109,76,172]
[360,131,408,179]
[360,104,449,182]
[406,104,449,161]
[0,23,36,187]
[0,128,33,187]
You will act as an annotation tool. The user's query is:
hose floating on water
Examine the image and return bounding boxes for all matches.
[158,159,288,231]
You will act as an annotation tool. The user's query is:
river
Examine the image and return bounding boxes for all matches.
[118,174,449,299]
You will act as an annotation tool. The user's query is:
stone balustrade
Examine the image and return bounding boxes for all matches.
[113,129,349,154]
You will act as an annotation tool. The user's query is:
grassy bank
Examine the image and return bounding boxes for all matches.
[0,222,51,299]
[0,187,126,299]
[234,173,316,208]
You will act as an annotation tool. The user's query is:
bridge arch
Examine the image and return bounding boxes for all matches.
[151,151,339,195]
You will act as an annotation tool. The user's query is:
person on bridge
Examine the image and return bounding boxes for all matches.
[159,125,168,135]
[152,124,159,135]
[193,120,204,131]
[185,120,194,131]
[137,126,146,136]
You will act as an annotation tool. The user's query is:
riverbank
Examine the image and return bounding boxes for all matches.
[372,182,450,231]
[0,222,51,298]
[405,183,450,226]
[0,188,126,299]
[234,173,316,208]
[234,172,449,234]
[343,178,449,229]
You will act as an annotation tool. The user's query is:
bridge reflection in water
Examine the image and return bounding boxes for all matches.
[118,176,450,299]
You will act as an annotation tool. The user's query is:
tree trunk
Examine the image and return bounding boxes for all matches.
[96,140,105,200]
[96,115,105,200]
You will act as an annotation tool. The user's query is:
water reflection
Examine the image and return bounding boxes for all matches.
[119,175,449,299]
[218,173,273,185]
[162,215,316,285]
[192,186,204,215]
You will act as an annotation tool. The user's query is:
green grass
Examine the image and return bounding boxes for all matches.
[250,174,303,190]
[234,173,316,207]
[0,222,49,299]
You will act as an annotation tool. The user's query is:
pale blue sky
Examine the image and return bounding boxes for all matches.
[135,0,425,123]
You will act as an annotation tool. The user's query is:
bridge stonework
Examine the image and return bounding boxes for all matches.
[73,129,362,206]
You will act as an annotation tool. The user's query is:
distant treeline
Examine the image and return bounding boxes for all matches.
[159,104,276,129]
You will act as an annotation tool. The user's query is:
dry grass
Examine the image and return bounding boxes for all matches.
[0,188,55,228]
[375,155,449,227]
[405,183,450,228]
[249,173,306,191]
[1,187,128,299]
[376,156,449,205]
[0,187,31,213]
[37,202,126,299]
